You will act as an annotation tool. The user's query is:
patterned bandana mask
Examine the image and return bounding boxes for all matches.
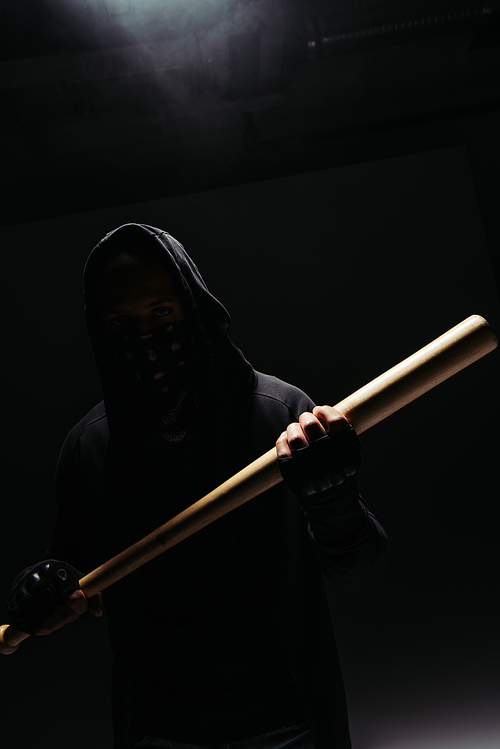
[107,318,194,399]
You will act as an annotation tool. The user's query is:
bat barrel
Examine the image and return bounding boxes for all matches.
[336,315,497,435]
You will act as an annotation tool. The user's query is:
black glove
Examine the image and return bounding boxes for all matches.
[278,424,361,502]
[6,559,81,634]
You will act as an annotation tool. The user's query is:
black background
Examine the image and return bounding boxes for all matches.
[1,2,500,748]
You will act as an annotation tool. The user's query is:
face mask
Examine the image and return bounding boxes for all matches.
[108,318,194,398]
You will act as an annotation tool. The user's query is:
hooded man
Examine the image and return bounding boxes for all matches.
[7,224,388,749]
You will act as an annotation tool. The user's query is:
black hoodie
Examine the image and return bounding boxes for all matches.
[49,224,388,748]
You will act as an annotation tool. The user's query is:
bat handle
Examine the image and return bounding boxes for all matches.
[0,624,30,655]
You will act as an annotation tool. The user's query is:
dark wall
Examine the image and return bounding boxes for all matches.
[1,145,499,748]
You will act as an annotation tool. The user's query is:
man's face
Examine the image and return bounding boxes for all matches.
[98,254,185,336]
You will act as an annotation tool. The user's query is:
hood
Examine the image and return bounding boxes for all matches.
[84,222,231,332]
[83,223,255,437]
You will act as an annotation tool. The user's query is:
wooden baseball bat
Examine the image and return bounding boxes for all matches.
[1,314,497,655]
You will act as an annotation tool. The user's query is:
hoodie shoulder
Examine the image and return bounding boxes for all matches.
[252,371,316,423]
[59,401,108,460]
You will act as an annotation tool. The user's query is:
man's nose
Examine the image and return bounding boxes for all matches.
[132,316,158,336]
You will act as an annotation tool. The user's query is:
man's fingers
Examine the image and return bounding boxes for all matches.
[276,413,327,458]
[33,589,99,635]
[276,431,292,459]
[276,424,305,458]
[284,422,307,450]
[312,405,349,432]
[276,406,350,458]
[67,589,103,617]
[66,589,90,615]
[34,606,79,635]
[34,619,65,635]
[299,411,327,441]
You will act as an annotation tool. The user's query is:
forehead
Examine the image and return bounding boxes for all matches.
[97,252,181,310]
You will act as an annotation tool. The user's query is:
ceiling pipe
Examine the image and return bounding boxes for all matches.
[305,4,497,60]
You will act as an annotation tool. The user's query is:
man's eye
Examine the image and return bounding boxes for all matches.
[111,316,129,326]
[154,308,171,317]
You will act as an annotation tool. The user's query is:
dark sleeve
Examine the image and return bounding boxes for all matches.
[300,479,388,596]
[252,374,388,595]
[45,430,95,573]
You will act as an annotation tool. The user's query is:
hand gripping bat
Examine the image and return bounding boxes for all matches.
[1,314,497,655]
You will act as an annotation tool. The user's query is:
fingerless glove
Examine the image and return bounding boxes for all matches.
[6,559,81,634]
[278,424,361,502]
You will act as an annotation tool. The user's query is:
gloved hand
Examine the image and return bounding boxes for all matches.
[276,405,361,502]
[6,559,90,635]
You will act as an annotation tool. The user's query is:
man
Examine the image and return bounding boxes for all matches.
[7,223,388,749]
